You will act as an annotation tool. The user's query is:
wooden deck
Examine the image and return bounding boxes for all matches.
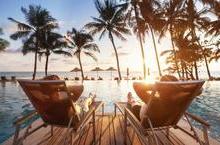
[3,114,220,145]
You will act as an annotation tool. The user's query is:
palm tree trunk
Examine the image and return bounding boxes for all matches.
[109,32,122,80]
[194,61,199,80]
[32,49,38,80]
[195,37,212,79]
[185,67,189,80]
[78,53,84,80]
[149,26,162,77]
[133,3,147,79]
[170,29,181,79]
[181,61,185,78]
[203,54,211,79]
[45,54,49,76]
[192,27,212,79]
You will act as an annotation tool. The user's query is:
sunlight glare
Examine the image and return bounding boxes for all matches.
[143,75,156,84]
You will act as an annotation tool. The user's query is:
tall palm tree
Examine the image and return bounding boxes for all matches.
[183,0,212,79]
[85,0,131,80]
[162,31,202,80]
[0,28,9,51]
[117,0,147,79]
[9,5,57,80]
[159,0,188,78]
[137,0,164,77]
[66,28,100,80]
[39,32,70,76]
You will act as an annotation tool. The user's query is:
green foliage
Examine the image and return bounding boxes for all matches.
[0,27,9,51]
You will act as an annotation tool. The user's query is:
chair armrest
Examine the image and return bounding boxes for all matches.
[77,101,104,130]
[185,112,210,127]
[115,102,144,133]
[124,108,144,132]
[13,110,38,126]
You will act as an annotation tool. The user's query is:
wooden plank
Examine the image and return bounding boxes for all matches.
[112,115,124,145]
[100,116,111,145]
[3,115,220,145]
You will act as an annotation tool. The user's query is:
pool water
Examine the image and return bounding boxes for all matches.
[0,80,220,143]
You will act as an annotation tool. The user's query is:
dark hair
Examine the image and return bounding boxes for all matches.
[160,75,178,82]
[42,75,60,80]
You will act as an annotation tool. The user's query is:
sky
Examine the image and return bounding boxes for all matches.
[0,0,219,74]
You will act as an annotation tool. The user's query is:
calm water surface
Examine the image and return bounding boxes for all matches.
[0,80,220,143]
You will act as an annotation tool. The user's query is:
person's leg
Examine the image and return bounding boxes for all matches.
[127,92,141,120]
[131,105,141,120]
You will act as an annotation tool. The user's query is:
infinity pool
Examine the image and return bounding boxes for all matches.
[0,80,220,143]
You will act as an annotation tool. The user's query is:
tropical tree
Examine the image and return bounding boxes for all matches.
[85,0,131,80]
[8,5,57,79]
[161,31,203,80]
[137,0,165,77]
[66,28,100,80]
[181,0,213,79]
[158,0,188,78]
[118,0,147,79]
[38,32,70,76]
[0,28,9,51]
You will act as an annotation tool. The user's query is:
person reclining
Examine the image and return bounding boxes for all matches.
[127,75,178,120]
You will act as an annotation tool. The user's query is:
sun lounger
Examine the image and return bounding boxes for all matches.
[14,79,104,145]
[115,80,210,145]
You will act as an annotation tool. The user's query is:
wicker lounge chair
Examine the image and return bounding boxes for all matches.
[115,80,210,145]
[14,79,104,145]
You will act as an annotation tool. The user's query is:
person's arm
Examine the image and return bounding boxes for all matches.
[67,85,84,102]
[133,82,154,104]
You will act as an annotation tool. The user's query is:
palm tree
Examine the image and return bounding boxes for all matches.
[0,28,9,51]
[182,0,212,79]
[85,0,131,80]
[66,28,100,80]
[9,5,57,80]
[38,32,70,76]
[117,0,147,79]
[161,31,202,80]
[137,0,164,77]
[159,0,188,79]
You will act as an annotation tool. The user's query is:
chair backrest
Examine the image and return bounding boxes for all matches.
[141,80,205,128]
[18,79,80,126]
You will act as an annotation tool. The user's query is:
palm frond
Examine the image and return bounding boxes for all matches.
[98,29,107,40]
[111,29,126,41]
[0,38,10,51]
[83,43,100,52]
[10,30,32,40]
[160,49,174,56]
[53,50,72,57]
[83,51,98,61]
[8,17,34,31]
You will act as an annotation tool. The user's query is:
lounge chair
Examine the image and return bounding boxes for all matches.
[115,80,210,145]
[14,79,104,145]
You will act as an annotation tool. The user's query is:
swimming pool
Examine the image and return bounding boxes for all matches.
[0,80,220,143]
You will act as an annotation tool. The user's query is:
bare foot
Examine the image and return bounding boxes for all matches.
[127,92,134,104]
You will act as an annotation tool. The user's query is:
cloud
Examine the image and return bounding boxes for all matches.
[0,23,17,34]
[50,58,59,61]
[5,48,21,53]
[111,51,129,57]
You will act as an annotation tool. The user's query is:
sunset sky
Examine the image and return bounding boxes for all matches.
[0,0,218,73]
